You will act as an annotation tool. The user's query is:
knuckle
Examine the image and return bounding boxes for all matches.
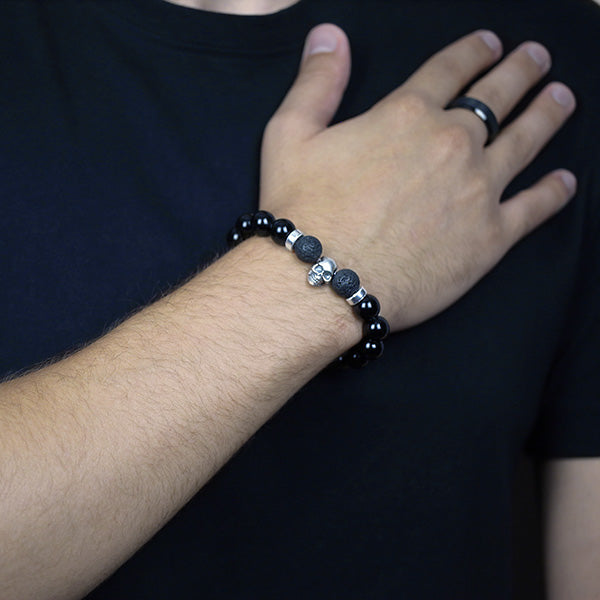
[431,51,465,78]
[544,96,568,128]
[400,91,429,116]
[304,60,333,81]
[435,123,475,155]
[302,57,343,88]
[507,125,537,165]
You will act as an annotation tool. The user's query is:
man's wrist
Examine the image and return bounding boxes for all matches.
[186,235,363,375]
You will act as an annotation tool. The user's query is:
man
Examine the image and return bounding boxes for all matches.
[1,0,598,598]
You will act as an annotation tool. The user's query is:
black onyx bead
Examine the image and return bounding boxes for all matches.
[252,210,274,237]
[331,268,360,299]
[360,338,384,360]
[354,294,380,320]
[328,354,348,370]
[346,347,369,369]
[271,218,295,246]
[363,316,390,340]
[236,213,255,239]
[226,227,243,248]
[293,235,322,263]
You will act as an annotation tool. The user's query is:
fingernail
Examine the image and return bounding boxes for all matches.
[304,25,338,59]
[525,42,551,71]
[559,170,577,195]
[551,83,575,110]
[479,30,502,58]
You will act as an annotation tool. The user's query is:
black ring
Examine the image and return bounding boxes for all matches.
[445,96,499,145]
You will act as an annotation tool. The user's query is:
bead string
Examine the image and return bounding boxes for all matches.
[227,210,389,369]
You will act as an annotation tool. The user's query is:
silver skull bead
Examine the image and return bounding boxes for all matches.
[307,257,337,287]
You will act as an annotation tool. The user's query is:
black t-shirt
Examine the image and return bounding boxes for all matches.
[2,0,599,597]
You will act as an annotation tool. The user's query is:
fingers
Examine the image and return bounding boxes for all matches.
[265,24,351,144]
[398,30,503,105]
[487,82,576,185]
[452,42,552,145]
[500,170,576,246]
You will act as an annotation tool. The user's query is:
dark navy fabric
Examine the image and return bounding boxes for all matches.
[1,0,599,597]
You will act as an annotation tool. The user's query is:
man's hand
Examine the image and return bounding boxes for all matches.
[261,25,576,330]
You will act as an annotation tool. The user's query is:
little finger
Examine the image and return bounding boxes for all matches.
[500,170,576,247]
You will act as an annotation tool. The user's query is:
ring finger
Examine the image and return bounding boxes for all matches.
[449,41,552,145]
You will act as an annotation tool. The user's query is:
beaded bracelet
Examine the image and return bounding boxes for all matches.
[226,210,390,369]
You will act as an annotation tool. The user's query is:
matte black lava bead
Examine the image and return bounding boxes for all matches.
[236,213,255,239]
[360,339,384,360]
[226,226,243,248]
[354,294,380,320]
[271,218,295,246]
[331,269,360,298]
[363,316,390,340]
[293,235,323,263]
[252,210,274,236]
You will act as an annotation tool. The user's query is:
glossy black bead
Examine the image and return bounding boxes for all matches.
[354,294,380,320]
[329,354,348,370]
[252,210,274,236]
[346,347,369,369]
[360,338,384,360]
[363,316,390,340]
[331,268,360,298]
[236,212,255,239]
[271,218,295,246]
[226,226,243,248]
[293,235,322,263]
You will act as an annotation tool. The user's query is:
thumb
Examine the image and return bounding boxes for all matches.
[271,23,351,142]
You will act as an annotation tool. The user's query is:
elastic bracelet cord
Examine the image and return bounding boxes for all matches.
[226,210,389,369]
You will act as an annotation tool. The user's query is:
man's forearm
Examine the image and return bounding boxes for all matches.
[0,237,361,600]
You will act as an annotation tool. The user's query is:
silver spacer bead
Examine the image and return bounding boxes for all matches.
[346,286,367,306]
[285,229,304,251]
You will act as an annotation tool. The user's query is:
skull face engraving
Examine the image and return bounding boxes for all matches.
[308,264,326,286]
[307,257,337,286]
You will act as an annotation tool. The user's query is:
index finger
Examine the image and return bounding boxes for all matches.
[397,30,503,106]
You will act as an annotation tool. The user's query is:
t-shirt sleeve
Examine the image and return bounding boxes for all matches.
[526,167,600,459]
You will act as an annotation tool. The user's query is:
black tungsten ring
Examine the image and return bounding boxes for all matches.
[445,96,500,145]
